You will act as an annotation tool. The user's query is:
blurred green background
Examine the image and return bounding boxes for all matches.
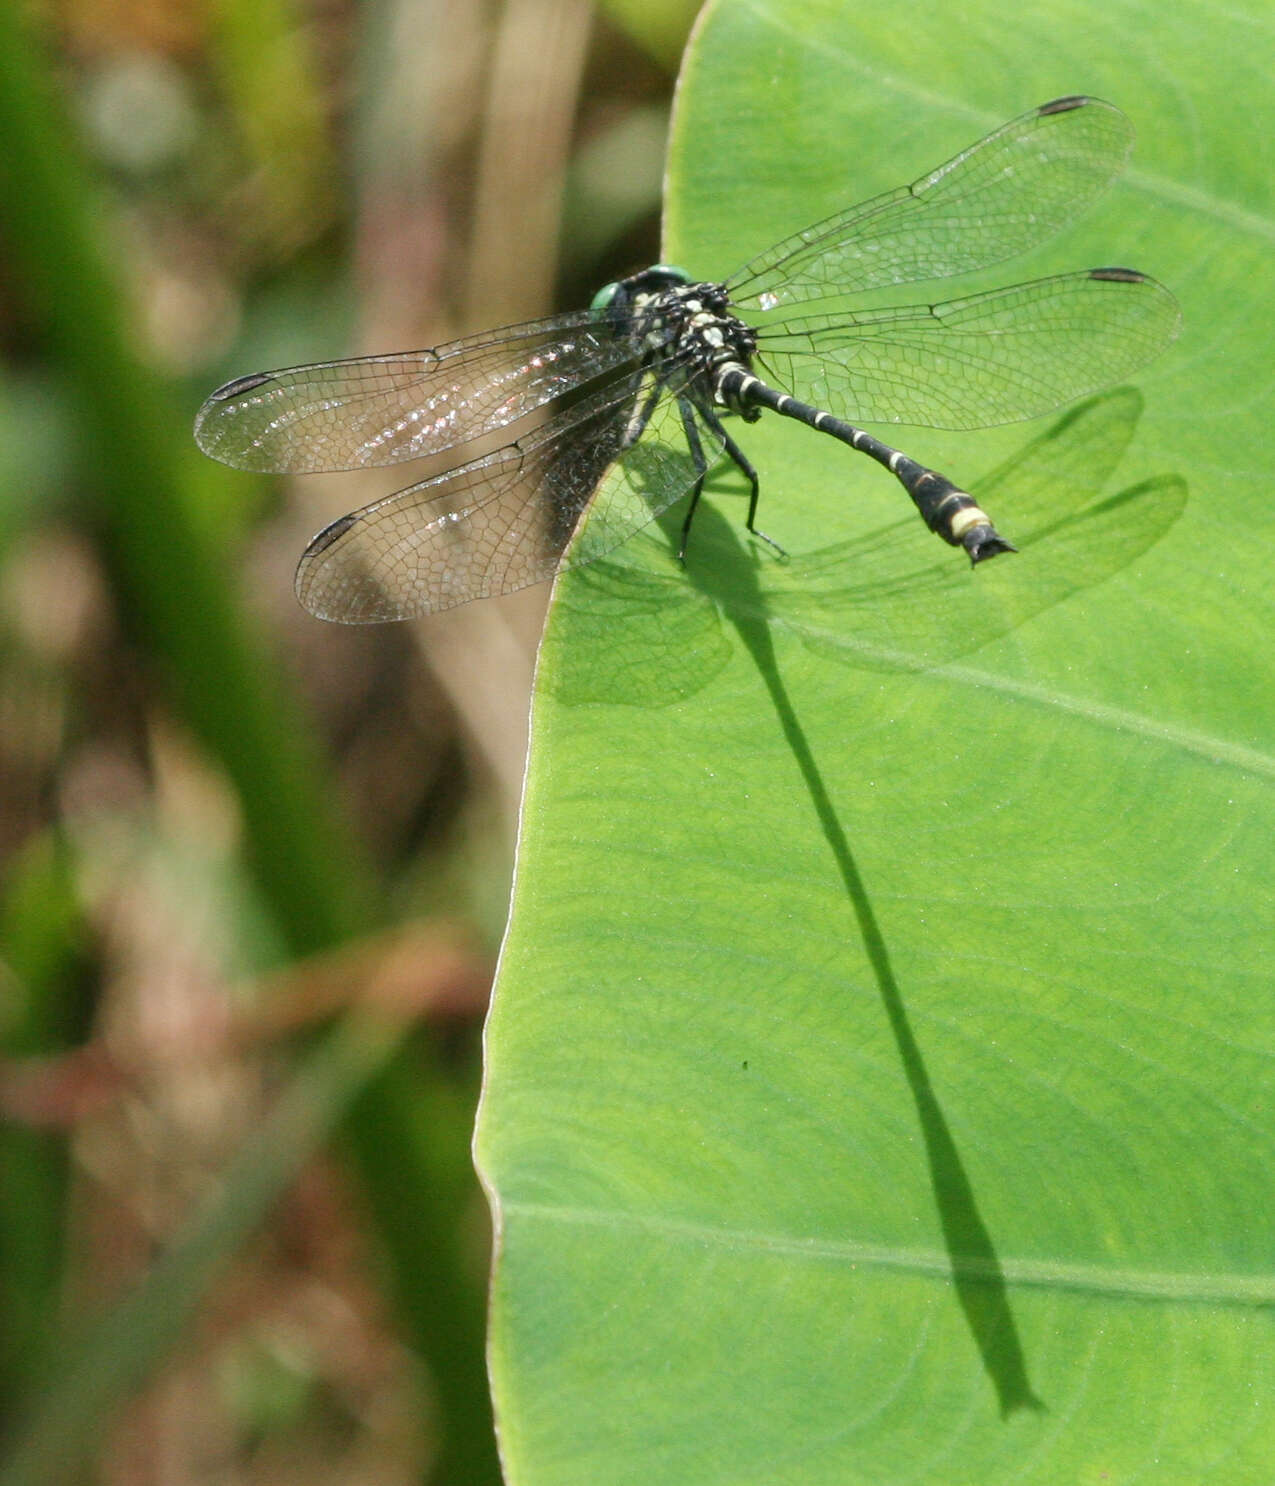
[0,1,698,1481]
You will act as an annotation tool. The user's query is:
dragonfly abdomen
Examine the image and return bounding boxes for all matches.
[717,365,1015,564]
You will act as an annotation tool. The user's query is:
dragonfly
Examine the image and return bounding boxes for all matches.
[194,95,1180,623]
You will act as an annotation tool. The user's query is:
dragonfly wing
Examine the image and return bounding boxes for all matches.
[754,270,1181,430]
[193,311,642,474]
[728,96,1134,311]
[294,376,721,621]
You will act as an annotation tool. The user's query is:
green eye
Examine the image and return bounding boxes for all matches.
[590,282,620,313]
[649,264,690,284]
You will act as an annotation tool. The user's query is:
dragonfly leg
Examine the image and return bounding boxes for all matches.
[675,396,709,562]
[693,403,787,559]
[622,379,664,449]
[720,427,785,557]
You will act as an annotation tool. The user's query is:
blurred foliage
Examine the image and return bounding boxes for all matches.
[0,0,698,1481]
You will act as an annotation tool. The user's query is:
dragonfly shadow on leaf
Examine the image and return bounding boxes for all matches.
[681,444,1054,1422]
[748,386,1186,672]
[545,553,734,707]
[546,388,1185,707]
[544,396,736,707]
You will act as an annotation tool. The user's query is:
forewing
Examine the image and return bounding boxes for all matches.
[193,312,641,473]
[754,270,1181,430]
[728,96,1134,311]
[293,378,720,621]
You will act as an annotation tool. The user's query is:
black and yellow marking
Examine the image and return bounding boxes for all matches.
[715,366,1015,564]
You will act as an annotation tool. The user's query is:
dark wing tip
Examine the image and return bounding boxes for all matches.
[194,371,280,462]
[294,512,363,621]
[1088,265,1150,284]
[1087,267,1183,348]
[303,511,360,558]
[1038,94,1095,115]
[208,370,277,401]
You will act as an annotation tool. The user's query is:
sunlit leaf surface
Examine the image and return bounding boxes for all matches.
[477,1,1275,1480]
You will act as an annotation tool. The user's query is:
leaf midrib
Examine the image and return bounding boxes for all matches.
[499,1201,1275,1307]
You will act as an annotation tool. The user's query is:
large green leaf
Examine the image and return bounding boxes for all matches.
[476,0,1275,1480]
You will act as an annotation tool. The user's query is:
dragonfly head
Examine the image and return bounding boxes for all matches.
[590,264,691,319]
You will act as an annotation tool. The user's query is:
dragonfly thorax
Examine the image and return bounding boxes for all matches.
[596,268,758,392]
[669,288,758,379]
